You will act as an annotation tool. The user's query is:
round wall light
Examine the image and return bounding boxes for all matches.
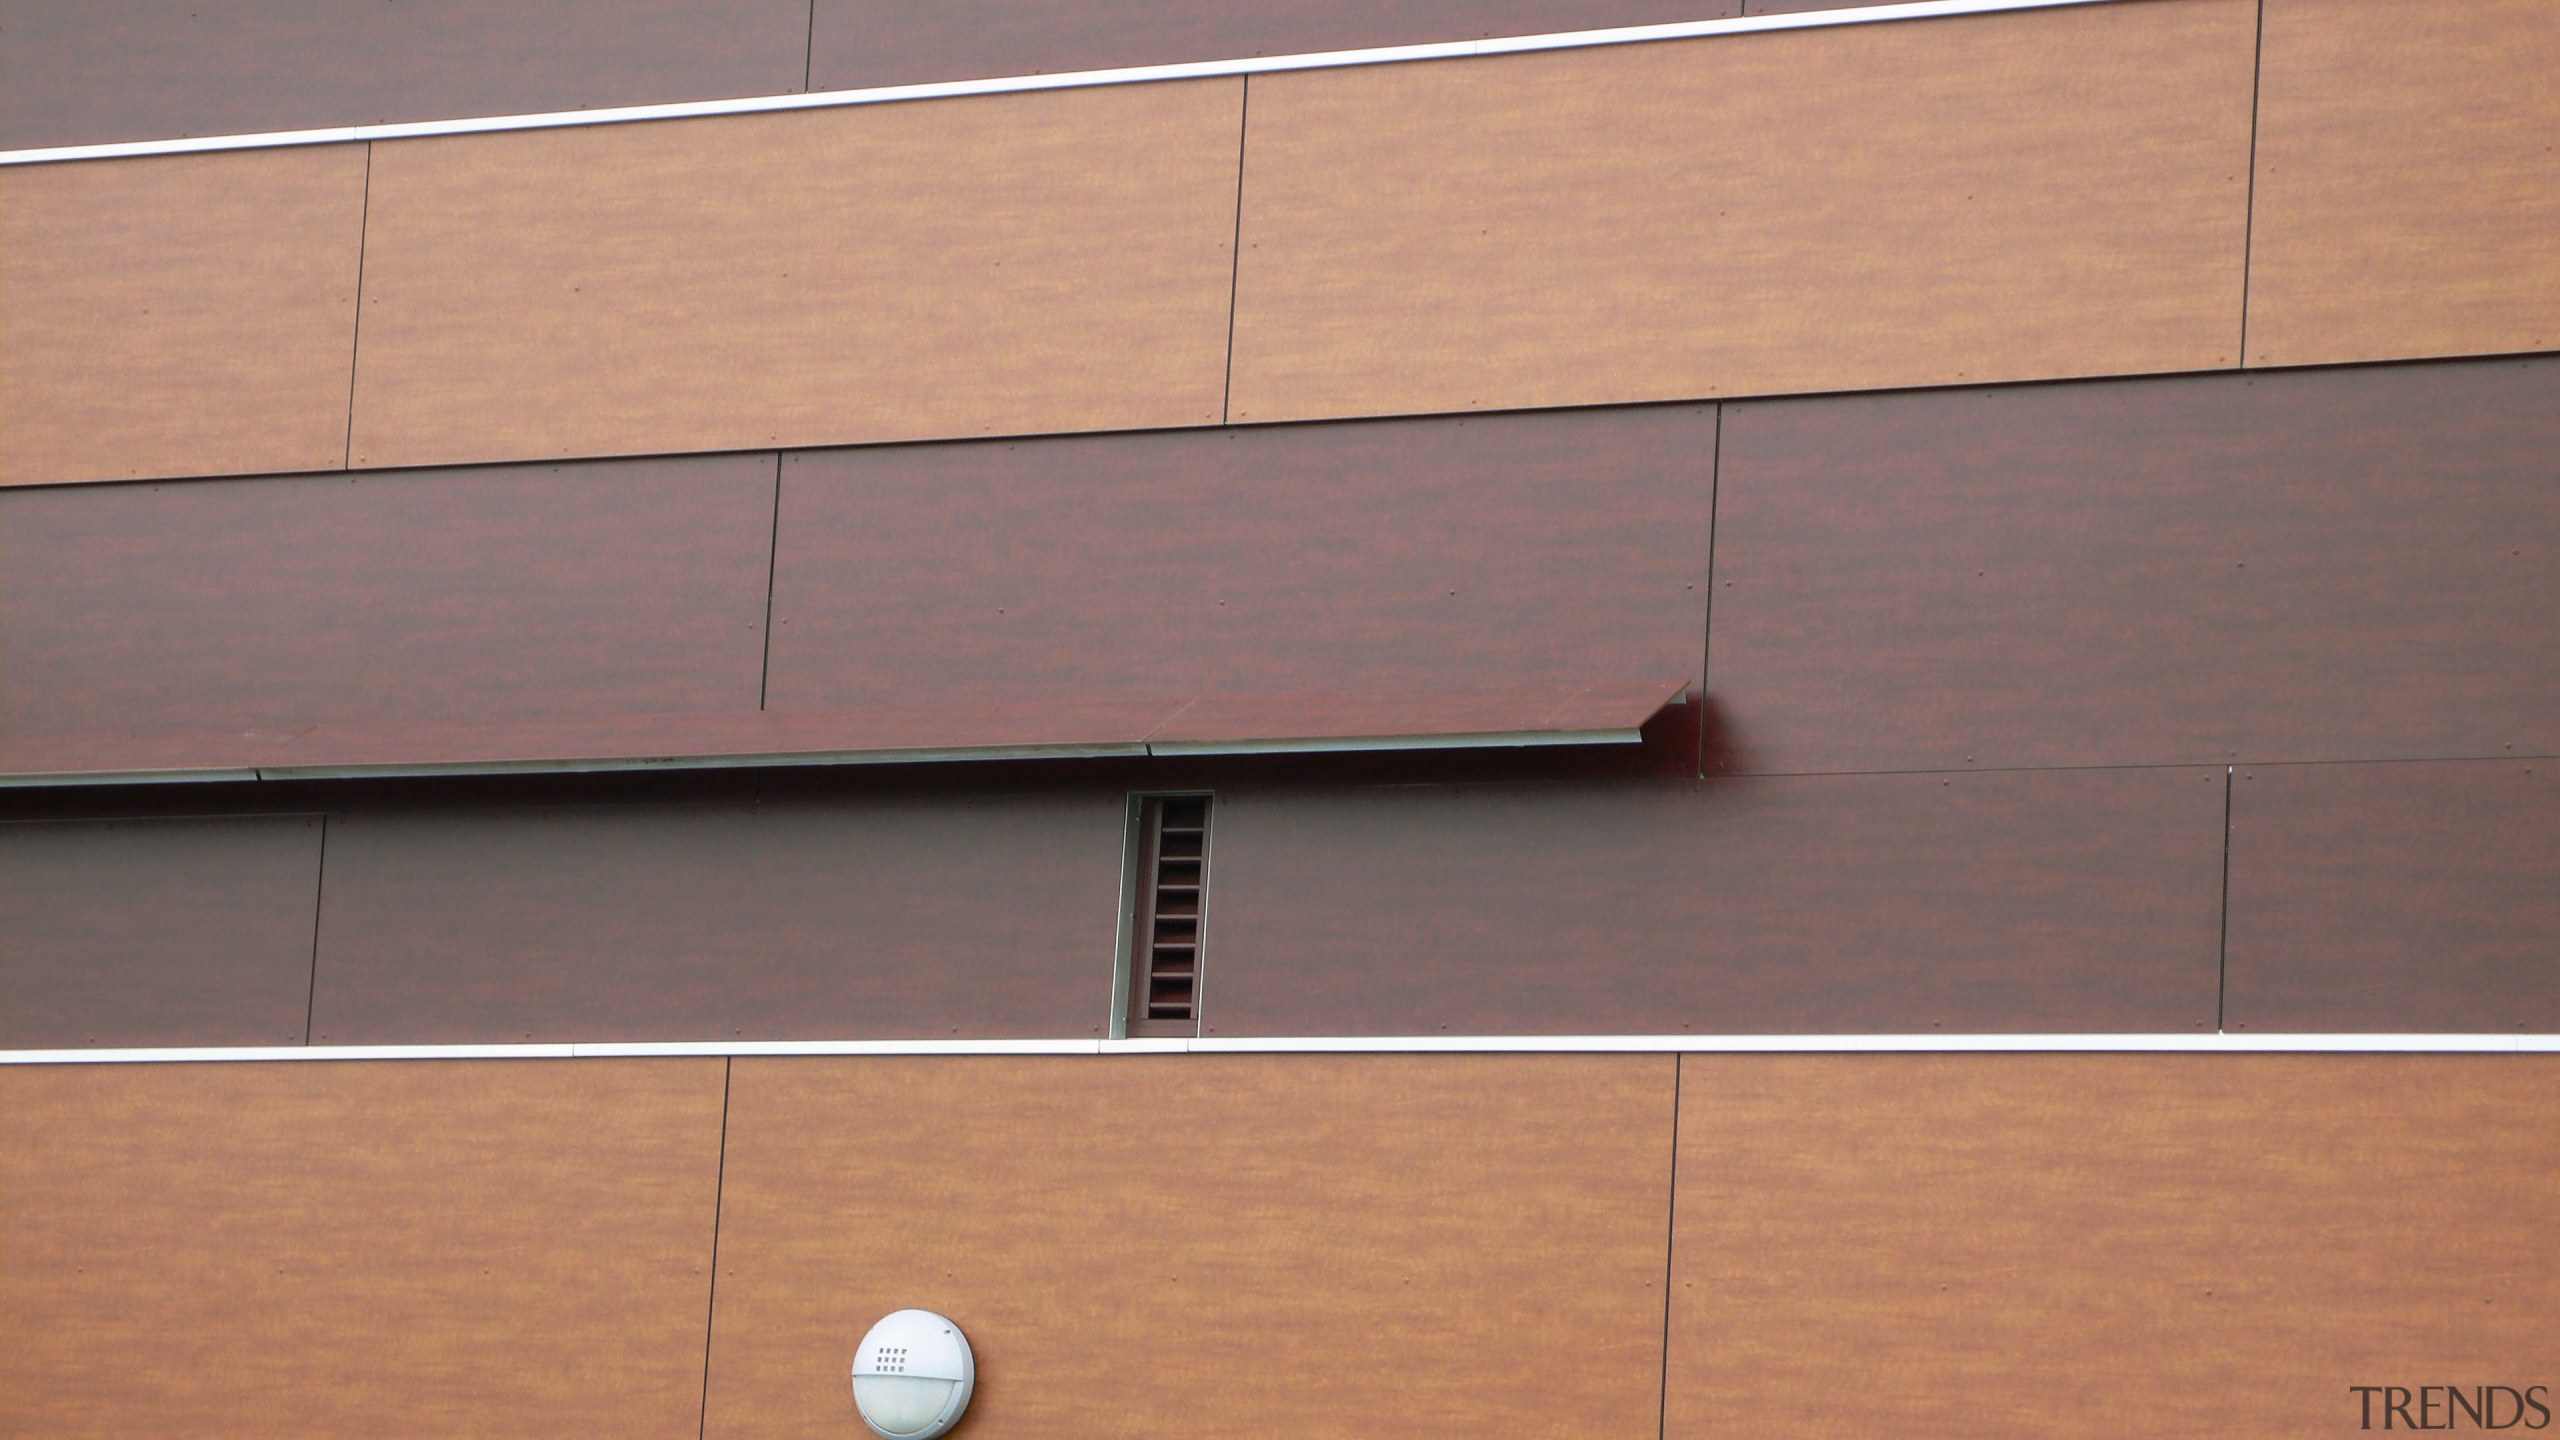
[851,1309,975,1439]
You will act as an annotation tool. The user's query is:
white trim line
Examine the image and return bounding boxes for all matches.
[6,1032,2555,1064]
[0,0,2127,167]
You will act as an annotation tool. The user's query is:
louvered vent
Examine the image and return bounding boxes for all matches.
[1123,793,1212,1037]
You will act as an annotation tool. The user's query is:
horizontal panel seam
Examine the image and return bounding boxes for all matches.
[8,1033,2559,1064]
[3,754,2548,816]
[13,352,2557,495]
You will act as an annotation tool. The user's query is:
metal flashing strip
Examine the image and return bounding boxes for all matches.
[0,727,1644,788]
[1145,727,1641,757]
[6,1032,2555,1064]
[0,0,2129,167]
[251,741,1153,783]
[0,767,267,788]
[0,747,1149,788]
[3,684,1675,787]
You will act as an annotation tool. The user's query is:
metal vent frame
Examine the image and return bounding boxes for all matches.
[1112,791,1215,1038]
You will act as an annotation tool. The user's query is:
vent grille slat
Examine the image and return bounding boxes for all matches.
[1124,793,1213,1038]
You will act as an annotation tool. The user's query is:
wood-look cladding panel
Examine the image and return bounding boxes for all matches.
[810,0,1736,91]
[1227,0,2254,424]
[349,81,1240,470]
[768,408,1714,711]
[0,455,776,741]
[2248,0,2560,368]
[707,1054,1674,1440]
[1668,1055,2560,1438]
[0,0,811,150]
[1205,768,2226,1036]
[1707,359,2560,774]
[0,146,365,486]
[0,816,321,1048]
[309,794,1127,1043]
[0,1059,726,1440]
[2226,760,2560,1034]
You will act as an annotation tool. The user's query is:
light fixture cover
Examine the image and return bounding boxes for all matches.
[850,1310,974,1439]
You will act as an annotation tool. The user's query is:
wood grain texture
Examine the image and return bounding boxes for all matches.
[1668,1054,2560,1438]
[0,1059,726,1440]
[2225,759,2560,1033]
[0,816,321,1048]
[1227,0,2254,423]
[1707,358,2560,774]
[1203,767,2227,1035]
[349,80,1240,470]
[706,1054,1675,1440]
[0,146,366,486]
[308,793,1128,1043]
[2247,0,2560,368]
[0,0,811,149]
[0,455,776,744]
[811,0,1736,90]
[768,407,1714,710]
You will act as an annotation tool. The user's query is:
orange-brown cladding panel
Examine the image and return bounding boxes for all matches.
[2248,0,2560,369]
[0,145,365,486]
[0,1059,727,1440]
[8,1054,2555,1435]
[1227,0,2256,423]
[347,79,1242,469]
[706,1054,1678,1440]
[1668,1055,2560,1439]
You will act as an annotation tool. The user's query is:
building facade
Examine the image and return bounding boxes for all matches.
[3,0,2555,1435]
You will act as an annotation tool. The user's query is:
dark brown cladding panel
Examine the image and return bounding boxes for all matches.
[1204,767,2227,1035]
[0,0,812,149]
[0,454,776,743]
[307,793,1129,1043]
[1708,357,2560,774]
[8,410,1698,782]
[768,407,1716,711]
[809,0,1737,92]
[2225,759,2560,1033]
[0,816,321,1048]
